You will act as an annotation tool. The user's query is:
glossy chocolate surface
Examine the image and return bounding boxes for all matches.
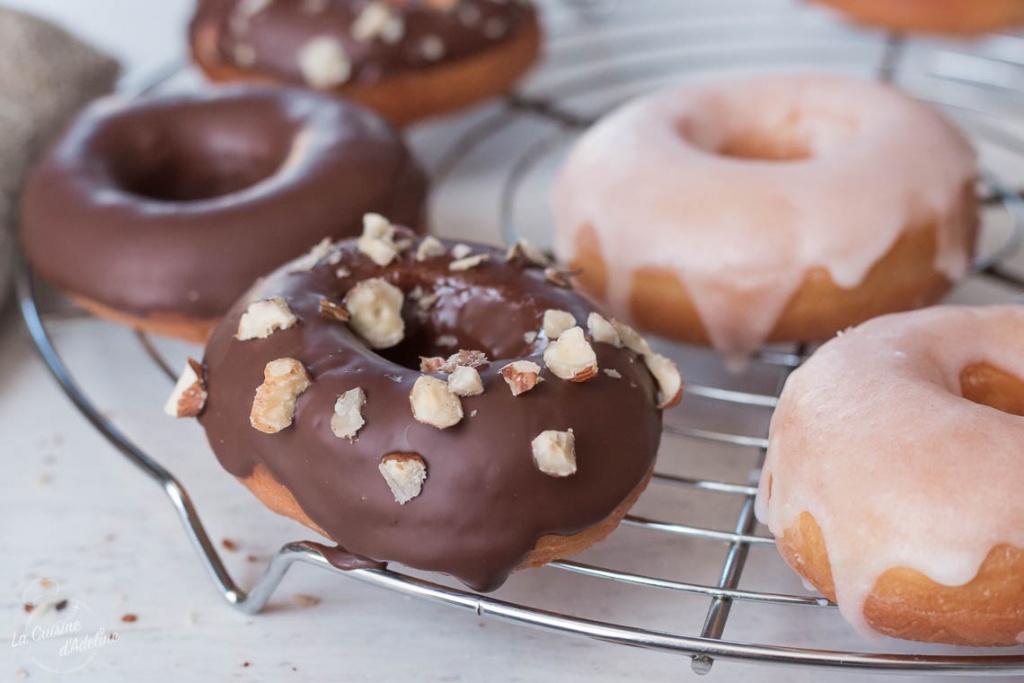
[191,0,536,85]
[199,233,663,591]
[20,87,427,319]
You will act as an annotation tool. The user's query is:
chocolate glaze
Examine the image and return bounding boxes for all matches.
[191,0,536,86]
[299,541,388,571]
[20,87,427,319]
[199,232,663,591]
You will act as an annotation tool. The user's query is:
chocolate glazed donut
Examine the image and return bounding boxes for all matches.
[189,0,541,125]
[181,225,679,590]
[20,87,427,343]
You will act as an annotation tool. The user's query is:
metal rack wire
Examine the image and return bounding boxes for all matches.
[15,0,1024,676]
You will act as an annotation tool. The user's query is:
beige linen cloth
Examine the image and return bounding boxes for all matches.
[0,7,119,309]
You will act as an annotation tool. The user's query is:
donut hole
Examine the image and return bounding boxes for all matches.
[375,279,544,371]
[104,100,294,202]
[678,107,860,162]
[959,362,1024,417]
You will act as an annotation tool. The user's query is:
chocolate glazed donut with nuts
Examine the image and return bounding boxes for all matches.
[189,0,542,125]
[169,217,681,591]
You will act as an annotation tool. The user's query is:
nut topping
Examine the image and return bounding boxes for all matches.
[505,239,549,267]
[379,453,427,504]
[344,278,405,349]
[543,327,598,382]
[450,243,472,260]
[587,313,621,347]
[449,253,489,271]
[164,359,206,418]
[410,375,463,429]
[448,366,484,397]
[445,349,488,371]
[415,235,446,262]
[419,356,446,373]
[542,309,576,340]
[330,387,367,441]
[603,368,623,379]
[500,360,542,396]
[318,298,350,322]
[297,36,351,89]
[610,319,652,356]
[352,1,405,43]
[531,429,576,477]
[236,297,298,340]
[357,213,399,267]
[644,353,683,409]
[250,358,311,434]
[544,267,573,288]
[288,238,335,273]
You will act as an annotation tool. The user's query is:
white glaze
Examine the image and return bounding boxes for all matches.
[553,74,977,363]
[756,305,1024,638]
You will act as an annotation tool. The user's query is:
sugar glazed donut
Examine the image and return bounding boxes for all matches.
[809,0,1024,35]
[190,0,541,125]
[168,217,681,591]
[553,74,979,366]
[20,87,427,343]
[757,306,1024,645]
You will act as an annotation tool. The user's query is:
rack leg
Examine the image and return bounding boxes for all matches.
[878,31,906,83]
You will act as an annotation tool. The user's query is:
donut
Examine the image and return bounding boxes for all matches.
[20,87,427,343]
[808,0,1024,35]
[166,216,681,591]
[553,74,979,366]
[757,305,1024,646]
[189,0,542,125]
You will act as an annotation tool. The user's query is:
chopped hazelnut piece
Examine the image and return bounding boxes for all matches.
[236,297,298,340]
[448,365,484,397]
[318,298,350,322]
[544,267,573,288]
[330,387,366,441]
[450,243,472,259]
[505,239,550,267]
[588,312,621,347]
[344,278,405,349]
[415,236,446,262]
[409,375,463,429]
[531,429,576,477]
[352,1,404,43]
[523,330,538,344]
[250,358,311,434]
[379,453,427,504]
[603,368,623,379]
[645,353,683,409]
[500,360,542,396]
[288,238,335,273]
[449,253,489,271]
[357,213,399,267]
[420,356,446,373]
[297,36,351,88]
[543,327,598,382]
[611,319,652,356]
[444,349,488,371]
[164,359,206,418]
[542,309,576,340]
[436,334,458,348]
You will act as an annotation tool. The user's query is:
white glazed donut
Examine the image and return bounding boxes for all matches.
[757,305,1024,645]
[553,74,979,366]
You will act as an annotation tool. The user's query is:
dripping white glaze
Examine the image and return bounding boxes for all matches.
[756,305,1024,638]
[553,74,977,364]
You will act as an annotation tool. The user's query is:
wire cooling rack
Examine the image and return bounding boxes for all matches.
[15,0,1024,676]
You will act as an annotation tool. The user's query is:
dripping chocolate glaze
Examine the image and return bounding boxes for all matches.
[199,233,663,591]
[20,87,427,319]
[192,0,536,85]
